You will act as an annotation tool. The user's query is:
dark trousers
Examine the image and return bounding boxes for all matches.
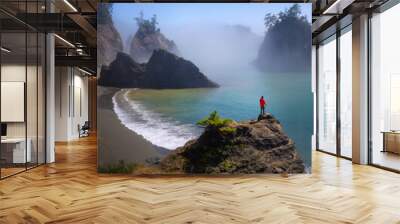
[260,106,265,115]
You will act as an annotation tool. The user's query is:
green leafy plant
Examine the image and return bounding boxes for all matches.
[197,111,231,127]
[197,111,236,134]
[135,12,160,36]
[219,126,236,134]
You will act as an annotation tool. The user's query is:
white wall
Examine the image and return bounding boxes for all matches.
[1,65,39,137]
[55,67,89,141]
[1,65,27,141]
[1,63,46,164]
[1,82,25,122]
[55,66,70,141]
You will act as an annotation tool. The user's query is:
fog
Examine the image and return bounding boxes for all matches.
[116,21,263,84]
[111,3,312,84]
[162,24,263,81]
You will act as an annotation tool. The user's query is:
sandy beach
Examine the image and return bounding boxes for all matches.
[97,87,167,168]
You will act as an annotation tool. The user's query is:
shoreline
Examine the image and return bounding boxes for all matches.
[112,88,201,150]
[97,87,168,167]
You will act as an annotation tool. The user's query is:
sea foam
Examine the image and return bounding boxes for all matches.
[112,89,200,150]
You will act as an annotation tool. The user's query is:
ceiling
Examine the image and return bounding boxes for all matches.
[0,0,97,72]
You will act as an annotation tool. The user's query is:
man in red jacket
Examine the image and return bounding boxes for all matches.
[259,96,266,115]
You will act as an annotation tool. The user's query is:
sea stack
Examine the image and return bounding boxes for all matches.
[161,113,305,174]
[98,50,219,89]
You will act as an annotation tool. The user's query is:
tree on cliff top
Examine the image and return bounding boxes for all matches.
[197,111,236,134]
[135,12,160,38]
[264,4,308,32]
[255,3,311,73]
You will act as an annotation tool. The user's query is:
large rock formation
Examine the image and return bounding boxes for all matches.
[161,113,305,174]
[97,4,123,67]
[98,52,145,88]
[130,14,179,63]
[143,49,217,88]
[98,49,218,89]
[254,4,311,73]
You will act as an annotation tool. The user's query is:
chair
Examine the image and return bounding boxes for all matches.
[79,121,90,138]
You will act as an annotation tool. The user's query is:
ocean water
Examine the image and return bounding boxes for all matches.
[112,69,313,167]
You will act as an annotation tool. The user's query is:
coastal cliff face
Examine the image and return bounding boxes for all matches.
[161,113,305,174]
[130,32,179,63]
[98,50,218,89]
[129,15,179,63]
[254,4,311,73]
[98,5,123,67]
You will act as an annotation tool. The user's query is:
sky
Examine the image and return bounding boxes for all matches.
[110,3,311,47]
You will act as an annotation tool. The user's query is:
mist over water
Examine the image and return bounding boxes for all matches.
[119,22,263,84]
[165,24,263,79]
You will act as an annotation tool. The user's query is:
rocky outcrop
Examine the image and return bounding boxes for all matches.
[130,15,179,63]
[130,32,179,63]
[254,4,311,73]
[98,53,145,88]
[97,5,123,67]
[160,114,305,174]
[142,49,218,88]
[98,49,218,89]
[98,24,123,67]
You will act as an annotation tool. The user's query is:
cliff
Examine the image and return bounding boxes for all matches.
[98,4,123,67]
[254,4,311,73]
[98,50,218,89]
[160,113,305,174]
[129,14,179,63]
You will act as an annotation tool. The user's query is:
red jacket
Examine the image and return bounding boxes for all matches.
[260,98,266,107]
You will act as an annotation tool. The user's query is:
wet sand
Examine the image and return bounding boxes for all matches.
[97,87,167,167]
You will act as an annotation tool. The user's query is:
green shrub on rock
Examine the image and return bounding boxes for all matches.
[197,111,236,134]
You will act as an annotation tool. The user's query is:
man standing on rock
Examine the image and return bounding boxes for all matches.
[259,96,266,115]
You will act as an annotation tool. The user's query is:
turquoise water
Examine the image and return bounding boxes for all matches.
[113,69,313,168]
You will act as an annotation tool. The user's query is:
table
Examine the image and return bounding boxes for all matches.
[381,131,400,154]
[1,138,31,164]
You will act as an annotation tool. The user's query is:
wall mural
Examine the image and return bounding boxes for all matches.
[97,3,313,174]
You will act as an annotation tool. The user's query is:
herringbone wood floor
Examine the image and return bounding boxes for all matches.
[1,135,400,224]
